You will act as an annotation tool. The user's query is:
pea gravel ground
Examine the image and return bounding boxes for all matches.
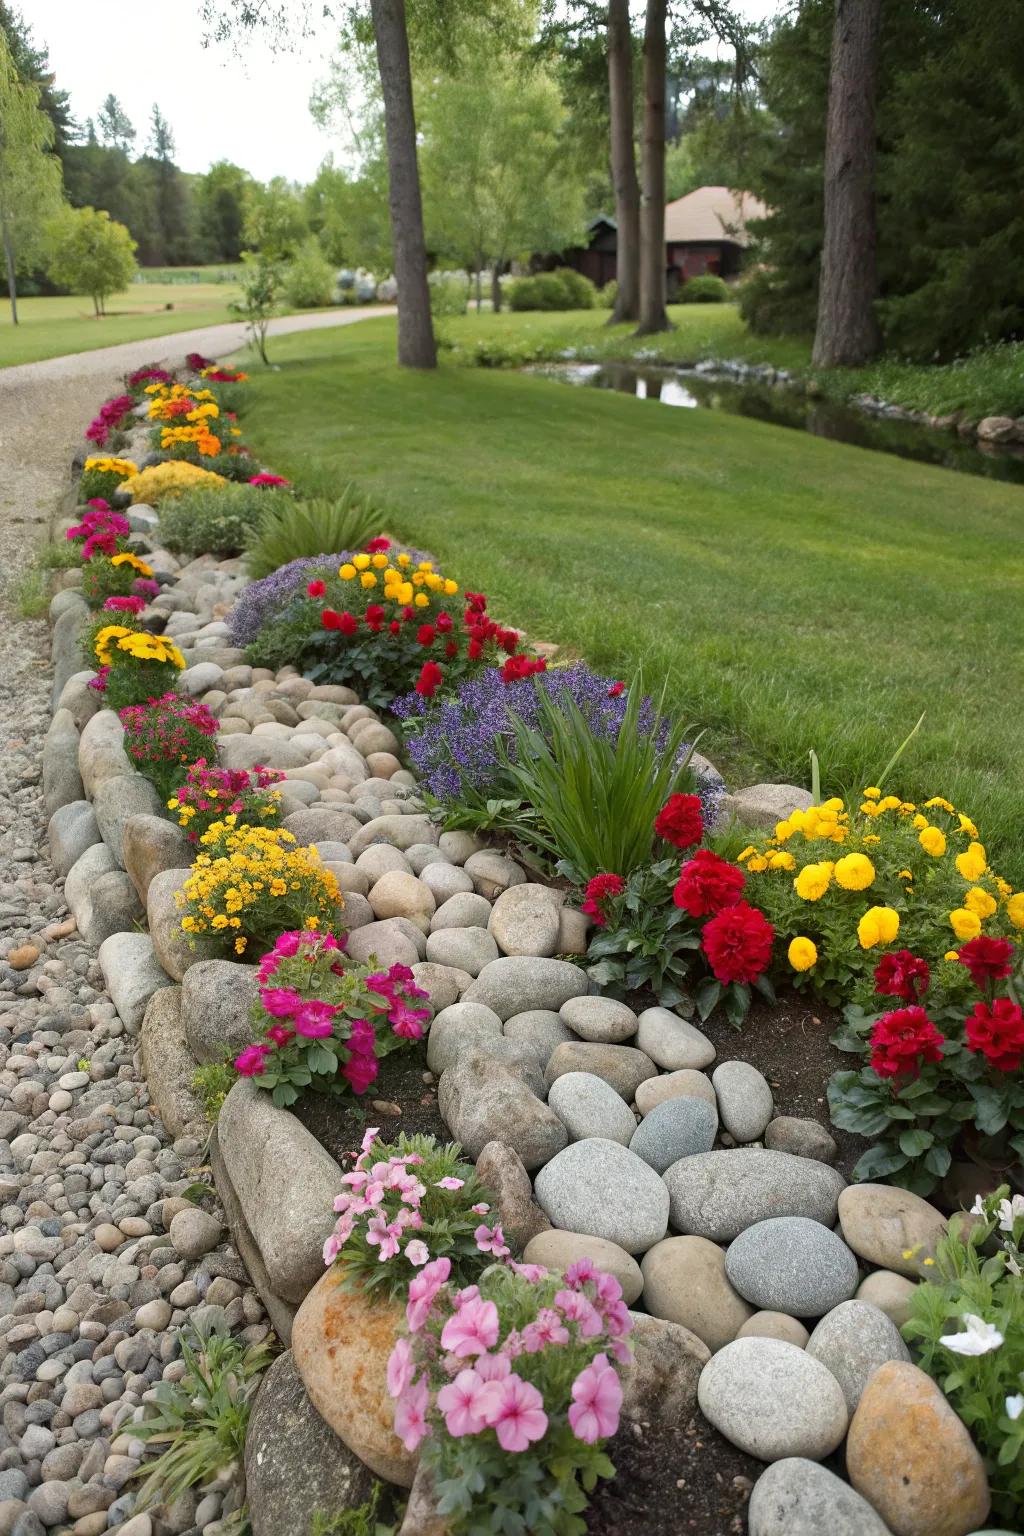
[0,309,383,1536]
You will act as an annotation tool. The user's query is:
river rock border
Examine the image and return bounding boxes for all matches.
[31,402,995,1536]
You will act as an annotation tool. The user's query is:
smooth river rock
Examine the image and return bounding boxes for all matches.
[533,1138,670,1254]
[635,1007,716,1070]
[629,1096,718,1172]
[748,1458,894,1536]
[547,1072,639,1146]
[641,1235,753,1352]
[545,1042,658,1101]
[463,956,590,1021]
[712,1059,774,1142]
[805,1300,910,1413]
[838,1184,947,1276]
[724,1216,860,1317]
[697,1337,849,1462]
[487,883,561,957]
[663,1149,846,1242]
[523,1229,644,1305]
[560,995,638,1044]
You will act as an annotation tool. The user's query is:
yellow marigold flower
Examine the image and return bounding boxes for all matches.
[794,861,832,901]
[860,802,879,818]
[877,795,901,812]
[398,582,414,605]
[111,551,155,577]
[397,553,411,568]
[339,563,356,580]
[181,917,196,932]
[964,886,997,919]
[949,908,982,940]
[418,560,433,571]
[737,846,756,862]
[924,796,954,813]
[898,869,914,881]
[235,937,247,954]
[862,787,881,800]
[414,593,430,608]
[788,937,818,972]
[834,853,875,891]
[912,813,928,830]
[944,950,959,962]
[371,552,389,568]
[768,851,795,871]
[958,813,979,838]
[773,821,794,843]
[443,579,458,596]
[747,856,769,873]
[412,572,425,588]
[270,879,287,896]
[360,571,377,589]
[995,877,1012,898]
[862,834,881,846]
[858,906,900,948]
[1005,893,1024,930]
[899,802,916,814]
[918,826,947,857]
[353,553,371,570]
[306,916,320,928]
[956,844,987,881]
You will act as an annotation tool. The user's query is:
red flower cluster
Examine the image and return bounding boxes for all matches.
[307,579,326,598]
[701,901,774,985]
[249,473,290,488]
[465,595,521,662]
[85,393,135,448]
[65,503,131,561]
[581,873,625,927]
[127,365,172,390]
[366,537,391,553]
[654,793,704,850]
[416,662,444,698]
[957,936,1014,988]
[869,1006,945,1082]
[607,681,625,698]
[673,850,745,917]
[322,609,359,635]
[965,998,1024,1072]
[501,654,547,684]
[874,949,930,1003]
[185,352,214,372]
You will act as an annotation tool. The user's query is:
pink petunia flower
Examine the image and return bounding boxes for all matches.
[521,1308,570,1353]
[366,1214,403,1261]
[393,1375,431,1452]
[474,1351,511,1382]
[436,1368,491,1437]
[479,1372,548,1453]
[555,1289,604,1338]
[386,1335,414,1399]
[567,1353,622,1444]
[406,1256,451,1333]
[404,1239,430,1267]
[435,1177,464,1191]
[440,1297,500,1358]
[474,1222,510,1259]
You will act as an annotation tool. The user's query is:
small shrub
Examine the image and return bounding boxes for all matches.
[168,761,284,844]
[283,237,336,309]
[508,270,596,312]
[120,461,228,504]
[79,456,138,502]
[193,1061,234,1123]
[245,488,388,581]
[132,1316,272,1514]
[679,273,730,305]
[158,484,270,558]
[118,694,219,799]
[429,272,470,317]
[552,266,597,309]
[598,279,617,309]
[90,626,186,711]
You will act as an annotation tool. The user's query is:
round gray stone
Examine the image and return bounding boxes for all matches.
[426,1001,503,1076]
[628,1096,718,1173]
[464,956,590,1021]
[425,926,500,977]
[488,883,560,958]
[725,1217,860,1317]
[548,1073,639,1146]
[748,1457,893,1535]
[533,1138,669,1254]
[430,891,493,932]
[804,1300,910,1412]
[560,995,638,1044]
[503,1010,574,1067]
[697,1337,848,1461]
[712,1060,774,1142]
[635,1007,715,1070]
[663,1150,846,1243]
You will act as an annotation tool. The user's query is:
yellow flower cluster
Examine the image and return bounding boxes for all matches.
[739,787,1020,984]
[159,423,222,457]
[337,553,459,608]
[176,822,343,957]
[94,624,184,669]
[83,456,138,479]
[119,461,227,504]
[110,551,154,578]
[146,384,219,419]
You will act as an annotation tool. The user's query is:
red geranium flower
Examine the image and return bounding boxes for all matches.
[445,639,458,659]
[673,849,745,917]
[321,608,343,630]
[869,1006,945,1082]
[338,611,359,636]
[415,662,444,698]
[249,473,290,488]
[607,681,625,698]
[366,537,391,553]
[366,604,385,631]
[957,936,1014,988]
[581,873,625,927]
[500,654,547,684]
[874,950,930,1003]
[436,612,453,633]
[965,998,1024,1071]
[307,579,326,598]
[701,901,774,985]
[417,624,436,647]
[654,792,704,850]
[389,620,401,636]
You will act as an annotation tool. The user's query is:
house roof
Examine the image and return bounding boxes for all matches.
[663,186,767,246]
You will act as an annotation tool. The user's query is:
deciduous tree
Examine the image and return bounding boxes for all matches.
[44,204,137,316]
[0,31,63,323]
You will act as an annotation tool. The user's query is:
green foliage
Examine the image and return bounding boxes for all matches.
[0,29,63,311]
[582,857,700,1009]
[597,279,617,310]
[44,204,137,315]
[498,676,700,883]
[679,274,729,305]
[193,1061,234,1123]
[12,565,48,619]
[243,175,308,261]
[903,1187,1024,1520]
[429,273,470,317]
[132,1316,272,1514]
[245,487,387,581]
[284,236,336,309]
[158,483,269,558]
[310,1484,399,1536]
[507,271,595,312]
[229,252,283,365]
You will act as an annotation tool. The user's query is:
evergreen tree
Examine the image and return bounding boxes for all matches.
[97,94,136,154]
[0,1,75,155]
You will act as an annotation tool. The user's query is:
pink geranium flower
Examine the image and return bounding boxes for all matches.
[440,1297,500,1358]
[436,1368,491,1437]
[259,987,301,1018]
[406,1256,451,1333]
[474,1222,510,1259]
[567,1353,621,1444]
[435,1177,464,1191]
[386,1335,415,1399]
[479,1372,548,1453]
[404,1239,430,1267]
[234,1044,269,1076]
[366,1214,403,1261]
[393,1375,431,1452]
[293,1001,337,1038]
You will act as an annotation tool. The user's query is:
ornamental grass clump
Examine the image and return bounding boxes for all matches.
[176,822,342,959]
[118,695,219,799]
[90,625,186,711]
[233,932,429,1105]
[387,1256,632,1536]
[738,788,1020,1008]
[79,456,138,501]
[167,760,283,845]
[323,1129,495,1293]
[903,1186,1024,1519]
[828,935,1024,1192]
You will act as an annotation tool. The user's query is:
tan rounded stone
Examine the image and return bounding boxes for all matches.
[292,1267,416,1488]
[847,1361,990,1536]
[368,870,436,933]
[524,1228,643,1304]
[7,943,40,970]
[838,1184,947,1276]
[855,1269,919,1330]
[641,1234,753,1351]
[635,1068,717,1117]
[366,751,402,779]
[736,1310,809,1348]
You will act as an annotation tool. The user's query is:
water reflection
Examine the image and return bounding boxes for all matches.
[536,363,1024,486]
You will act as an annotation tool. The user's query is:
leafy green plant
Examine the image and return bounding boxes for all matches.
[230,253,283,365]
[582,857,702,1009]
[158,484,270,558]
[283,236,336,309]
[193,1061,235,1123]
[679,274,730,304]
[310,1483,400,1536]
[132,1316,273,1517]
[507,270,596,312]
[244,487,387,580]
[499,676,701,882]
[903,1187,1024,1521]
[13,567,48,619]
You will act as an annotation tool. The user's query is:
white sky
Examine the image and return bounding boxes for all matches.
[35,0,781,185]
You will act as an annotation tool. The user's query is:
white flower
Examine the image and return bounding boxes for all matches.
[970,1193,988,1217]
[1006,1394,1024,1421]
[939,1313,1005,1356]
[996,1194,1024,1232]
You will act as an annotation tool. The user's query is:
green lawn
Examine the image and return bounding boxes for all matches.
[238,314,1024,875]
[0,277,242,368]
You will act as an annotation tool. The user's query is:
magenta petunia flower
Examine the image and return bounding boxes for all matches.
[293,1001,338,1039]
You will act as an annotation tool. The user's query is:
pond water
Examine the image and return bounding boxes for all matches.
[533,362,1024,487]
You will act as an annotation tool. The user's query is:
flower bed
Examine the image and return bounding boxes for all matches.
[35,348,1022,1536]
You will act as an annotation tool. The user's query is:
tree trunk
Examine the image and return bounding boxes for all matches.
[2,220,18,326]
[491,264,503,313]
[812,0,882,367]
[370,0,437,369]
[636,0,673,335]
[475,263,482,312]
[607,0,640,325]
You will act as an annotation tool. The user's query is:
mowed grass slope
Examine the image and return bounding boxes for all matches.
[239,316,1024,874]
[0,277,240,368]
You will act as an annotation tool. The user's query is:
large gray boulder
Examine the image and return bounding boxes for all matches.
[78,709,132,797]
[92,773,163,867]
[98,932,173,1032]
[663,1149,846,1242]
[748,1458,893,1536]
[147,866,207,981]
[725,1216,860,1317]
[141,986,207,1138]
[464,956,590,1021]
[122,813,193,902]
[533,1138,670,1254]
[48,800,101,878]
[181,959,262,1063]
[438,1049,567,1171]
[42,708,83,817]
[697,1338,849,1462]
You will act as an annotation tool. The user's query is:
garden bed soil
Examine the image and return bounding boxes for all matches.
[587,1413,759,1536]
[292,1044,448,1166]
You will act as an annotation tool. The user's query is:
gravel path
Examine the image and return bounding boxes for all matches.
[0,308,385,1536]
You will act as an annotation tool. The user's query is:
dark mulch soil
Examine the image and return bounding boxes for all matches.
[587,1414,758,1536]
[292,1043,447,1166]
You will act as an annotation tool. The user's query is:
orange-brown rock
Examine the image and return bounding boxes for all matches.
[291,1266,416,1487]
[847,1360,990,1536]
